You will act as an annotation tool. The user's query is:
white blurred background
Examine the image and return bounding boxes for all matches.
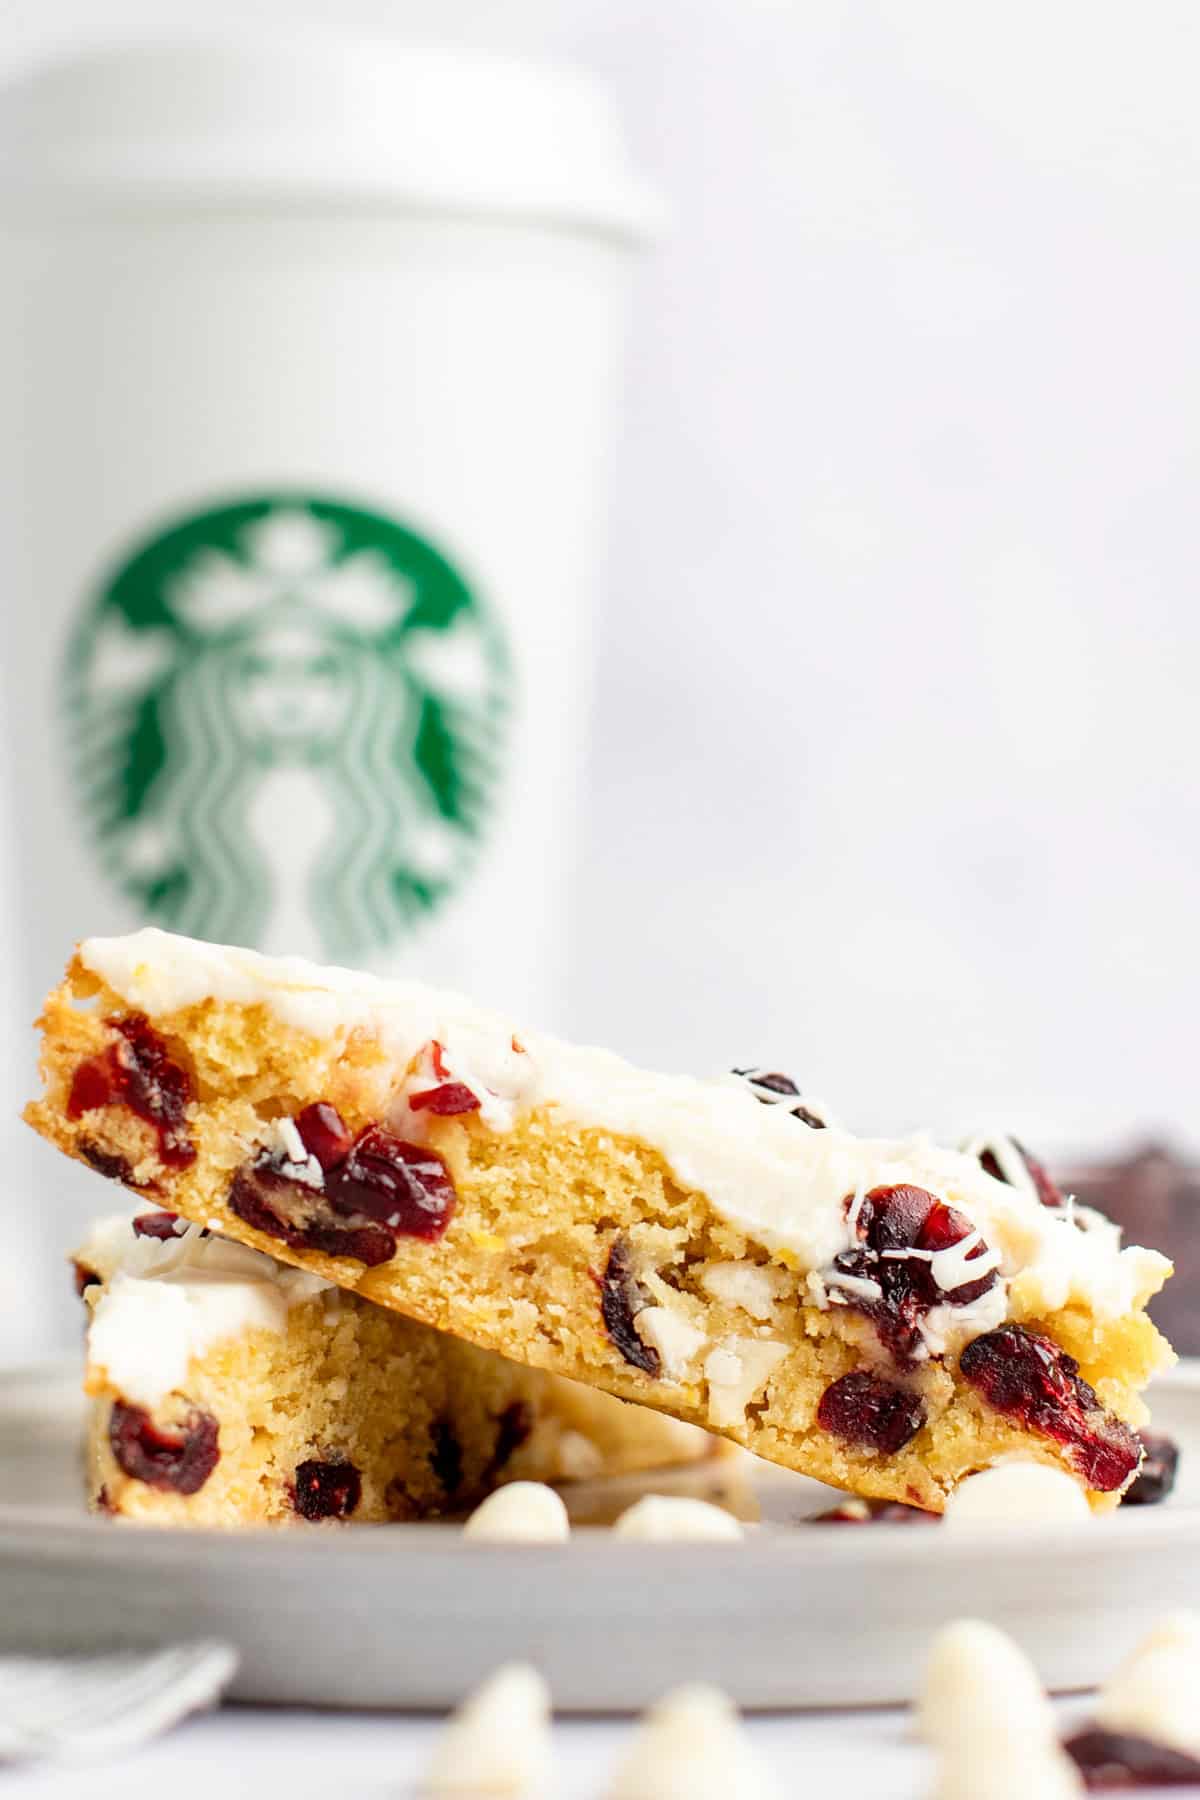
[1,1,1197,1359]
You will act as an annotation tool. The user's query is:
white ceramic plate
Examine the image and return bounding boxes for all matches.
[0,1359,1195,1712]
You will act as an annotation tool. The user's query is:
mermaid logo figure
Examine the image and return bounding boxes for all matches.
[65,496,509,962]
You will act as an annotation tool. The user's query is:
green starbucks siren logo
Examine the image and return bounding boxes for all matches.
[65,494,510,962]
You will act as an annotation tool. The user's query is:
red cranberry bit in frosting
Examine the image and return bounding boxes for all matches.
[829,1184,997,1364]
[292,1457,362,1521]
[229,1104,456,1263]
[959,1324,1141,1492]
[407,1040,483,1117]
[109,1399,219,1494]
[68,1015,196,1168]
[817,1370,927,1455]
[408,1081,481,1116]
[978,1137,1064,1209]
[1064,1727,1200,1788]
[132,1210,187,1241]
[733,1067,827,1129]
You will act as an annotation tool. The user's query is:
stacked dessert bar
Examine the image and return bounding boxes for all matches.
[28,929,1174,1523]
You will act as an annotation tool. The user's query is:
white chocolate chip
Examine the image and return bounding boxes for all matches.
[930,1743,1083,1800]
[613,1497,744,1542]
[942,1462,1089,1528]
[275,1115,306,1163]
[1125,1611,1200,1661]
[703,1338,789,1429]
[635,1306,709,1379]
[1099,1611,1200,1706]
[1095,1645,1200,1757]
[606,1683,776,1800]
[552,1430,605,1482]
[463,1482,569,1544]
[700,1263,787,1322]
[420,1663,550,1796]
[916,1620,1053,1749]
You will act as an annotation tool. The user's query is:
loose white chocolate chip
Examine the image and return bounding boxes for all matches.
[1095,1645,1200,1757]
[606,1682,775,1800]
[1099,1611,1200,1706]
[917,1619,1054,1749]
[421,1663,551,1796]
[463,1482,570,1544]
[930,1743,1083,1800]
[942,1462,1089,1527]
[613,1496,744,1542]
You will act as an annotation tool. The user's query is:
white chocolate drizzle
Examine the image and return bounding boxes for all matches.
[76,929,1174,1331]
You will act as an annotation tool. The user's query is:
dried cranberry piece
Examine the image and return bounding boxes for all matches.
[291,1457,361,1521]
[228,1162,397,1268]
[917,1199,997,1307]
[430,1419,463,1496]
[1064,1727,1200,1788]
[327,1125,456,1240]
[599,1236,660,1376]
[979,1138,1064,1209]
[305,1219,398,1265]
[830,1185,997,1363]
[812,1498,938,1524]
[68,1015,195,1168]
[959,1325,1140,1492]
[228,1117,455,1263]
[132,1210,185,1240]
[109,1399,219,1494]
[228,1163,306,1246]
[744,1069,800,1096]
[733,1067,826,1129]
[69,1059,116,1117]
[407,1081,481,1116]
[294,1102,353,1170]
[790,1103,826,1130]
[79,1142,136,1185]
[817,1370,926,1455]
[488,1401,534,1477]
[73,1260,100,1299]
[1123,1431,1180,1506]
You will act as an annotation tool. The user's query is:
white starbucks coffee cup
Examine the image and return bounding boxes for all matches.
[0,38,652,1350]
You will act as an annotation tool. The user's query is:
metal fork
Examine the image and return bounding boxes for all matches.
[0,1641,237,1763]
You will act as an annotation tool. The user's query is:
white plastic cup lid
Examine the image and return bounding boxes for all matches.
[0,36,656,243]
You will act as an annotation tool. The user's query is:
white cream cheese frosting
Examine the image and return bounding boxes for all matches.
[78,929,1171,1328]
[81,1206,330,1407]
